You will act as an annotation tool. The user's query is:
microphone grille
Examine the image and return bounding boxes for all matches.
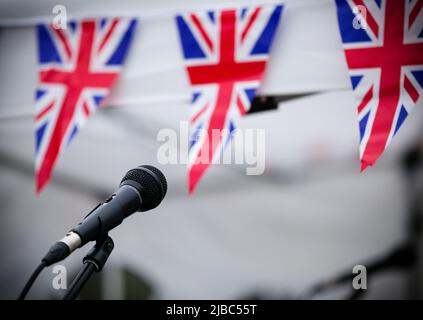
[120,165,167,211]
[141,165,168,197]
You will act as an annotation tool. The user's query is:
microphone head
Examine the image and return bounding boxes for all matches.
[120,165,167,212]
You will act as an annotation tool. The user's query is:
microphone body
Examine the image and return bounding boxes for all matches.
[73,184,141,246]
[42,165,167,266]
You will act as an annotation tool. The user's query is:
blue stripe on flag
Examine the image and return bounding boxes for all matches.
[411,70,423,88]
[225,121,236,147]
[192,92,201,103]
[240,8,248,20]
[67,125,79,145]
[350,75,363,90]
[189,124,203,152]
[207,11,215,23]
[335,0,372,43]
[245,88,256,103]
[359,111,370,141]
[251,5,283,55]
[35,89,46,101]
[93,95,104,107]
[37,25,62,63]
[394,106,408,136]
[35,122,48,153]
[107,19,137,65]
[176,16,206,59]
[100,19,107,30]
[68,21,77,32]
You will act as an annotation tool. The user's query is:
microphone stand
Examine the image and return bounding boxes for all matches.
[63,234,114,300]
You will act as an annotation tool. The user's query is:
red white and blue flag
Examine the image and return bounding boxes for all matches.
[176,5,283,193]
[35,18,137,192]
[335,0,423,171]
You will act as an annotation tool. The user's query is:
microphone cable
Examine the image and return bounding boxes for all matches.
[17,261,47,300]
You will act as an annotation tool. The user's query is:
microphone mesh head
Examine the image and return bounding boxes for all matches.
[120,165,167,211]
[141,165,168,198]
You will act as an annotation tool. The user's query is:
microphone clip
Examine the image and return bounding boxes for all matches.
[82,234,114,272]
[63,234,114,300]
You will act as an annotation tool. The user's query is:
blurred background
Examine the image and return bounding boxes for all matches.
[0,0,422,299]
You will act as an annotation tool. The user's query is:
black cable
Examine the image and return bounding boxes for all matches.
[18,261,47,300]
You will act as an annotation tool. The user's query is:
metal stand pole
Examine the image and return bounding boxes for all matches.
[63,235,114,300]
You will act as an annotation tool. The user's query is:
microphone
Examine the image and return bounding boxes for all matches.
[41,165,167,266]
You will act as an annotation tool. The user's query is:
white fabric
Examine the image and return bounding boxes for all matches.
[0,0,351,119]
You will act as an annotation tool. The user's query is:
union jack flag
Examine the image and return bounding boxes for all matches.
[176,5,283,193]
[335,0,423,171]
[35,18,137,193]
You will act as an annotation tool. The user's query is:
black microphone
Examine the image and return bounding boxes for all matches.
[41,165,167,266]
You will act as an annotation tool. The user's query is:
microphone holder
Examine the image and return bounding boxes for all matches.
[63,234,114,300]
